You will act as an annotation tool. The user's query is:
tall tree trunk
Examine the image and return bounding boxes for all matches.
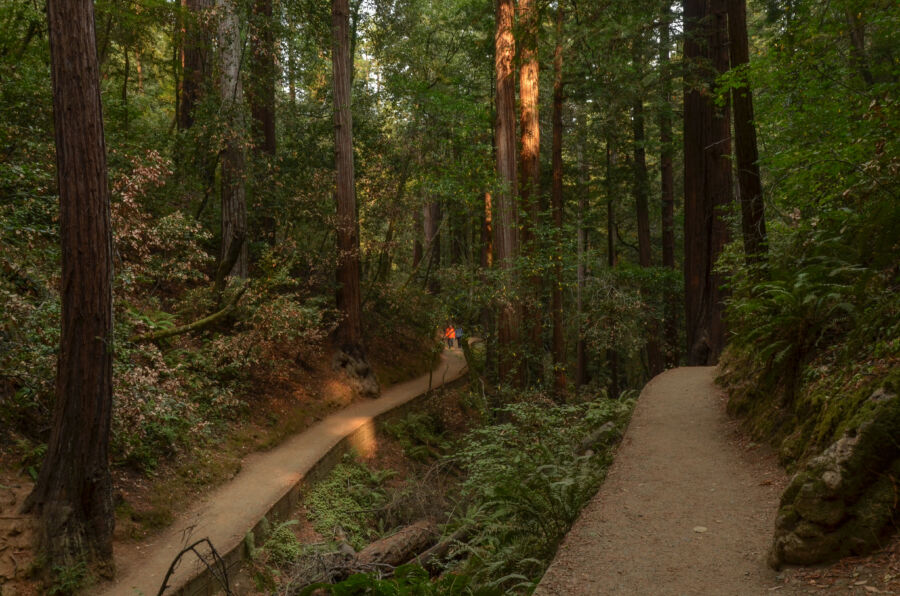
[481,191,497,381]
[575,136,588,387]
[606,138,619,397]
[550,3,566,396]
[24,0,114,570]
[631,41,664,377]
[249,0,276,155]
[659,1,679,367]
[218,0,248,278]
[494,0,520,383]
[423,199,441,293]
[517,0,542,364]
[844,9,874,87]
[412,206,423,269]
[683,0,733,365]
[727,0,768,266]
[331,0,377,395]
[179,0,211,131]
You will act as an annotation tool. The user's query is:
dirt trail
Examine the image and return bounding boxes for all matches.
[93,348,467,596]
[536,366,793,596]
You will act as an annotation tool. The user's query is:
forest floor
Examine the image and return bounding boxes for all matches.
[536,367,900,596]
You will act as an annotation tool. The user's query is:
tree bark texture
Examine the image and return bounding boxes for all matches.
[659,2,679,367]
[727,0,768,266]
[24,0,115,569]
[178,0,211,131]
[331,0,366,363]
[683,0,734,365]
[217,0,248,278]
[494,0,520,383]
[517,0,542,361]
[550,3,566,396]
[249,0,276,155]
[631,41,664,377]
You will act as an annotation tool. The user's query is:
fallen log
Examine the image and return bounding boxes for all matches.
[355,518,437,569]
[405,525,470,572]
[129,285,247,343]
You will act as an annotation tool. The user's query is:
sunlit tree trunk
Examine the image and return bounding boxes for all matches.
[24,0,114,570]
[550,2,566,396]
[494,0,520,383]
[217,0,248,278]
[683,0,733,365]
[659,1,679,367]
[517,0,542,363]
[727,0,768,266]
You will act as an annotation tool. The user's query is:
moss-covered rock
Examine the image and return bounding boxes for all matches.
[768,390,900,569]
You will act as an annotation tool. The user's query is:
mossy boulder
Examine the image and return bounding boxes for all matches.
[768,389,900,569]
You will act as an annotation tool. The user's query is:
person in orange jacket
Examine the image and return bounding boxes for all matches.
[444,324,455,348]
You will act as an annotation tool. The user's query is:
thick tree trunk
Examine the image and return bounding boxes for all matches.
[659,2,679,367]
[494,0,520,384]
[631,42,664,377]
[178,0,211,131]
[550,3,566,396]
[683,0,733,365]
[331,0,377,395]
[517,0,542,363]
[218,0,248,278]
[727,0,768,266]
[249,0,276,155]
[24,0,115,570]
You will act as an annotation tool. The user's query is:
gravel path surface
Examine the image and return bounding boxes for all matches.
[535,366,792,595]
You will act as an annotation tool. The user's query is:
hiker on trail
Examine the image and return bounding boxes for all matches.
[444,325,455,348]
[455,326,464,348]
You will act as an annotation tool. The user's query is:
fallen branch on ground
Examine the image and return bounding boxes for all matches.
[130,285,247,343]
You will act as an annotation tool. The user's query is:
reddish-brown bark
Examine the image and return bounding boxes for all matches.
[331,0,364,355]
[683,0,733,365]
[550,2,567,395]
[727,0,768,266]
[659,2,679,367]
[494,0,520,383]
[24,0,115,569]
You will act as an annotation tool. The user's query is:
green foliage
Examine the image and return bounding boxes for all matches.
[303,454,395,551]
[448,396,634,591]
[301,564,495,596]
[47,560,90,595]
[383,412,448,462]
[262,520,304,568]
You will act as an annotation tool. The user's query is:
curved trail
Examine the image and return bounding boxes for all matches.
[536,367,793,595]
[95,349,467,596]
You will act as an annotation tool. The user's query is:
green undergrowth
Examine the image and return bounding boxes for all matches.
[258,387,636,594]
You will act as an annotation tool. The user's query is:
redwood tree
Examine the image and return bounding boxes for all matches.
[494,0,520,382]
[517,0,542,361]
[727,0,768,265]
[550,1,566,395]
[331,0,376,395]
[683,0,733,365]
[217,0,248,278]
[23,0,115,569]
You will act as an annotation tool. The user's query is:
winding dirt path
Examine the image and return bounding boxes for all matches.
[93,348,467,596]
[536,367,793,595]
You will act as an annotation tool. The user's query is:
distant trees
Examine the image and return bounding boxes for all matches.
[23,0,115,569]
